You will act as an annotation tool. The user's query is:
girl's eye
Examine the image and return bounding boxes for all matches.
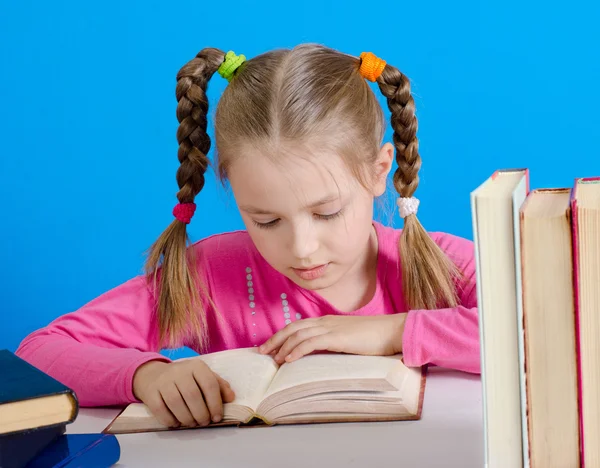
[252,219,280,229]
[252,210,343,229]
[315,210,343,221]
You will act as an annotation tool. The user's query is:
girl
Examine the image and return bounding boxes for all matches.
[16,44,479,429]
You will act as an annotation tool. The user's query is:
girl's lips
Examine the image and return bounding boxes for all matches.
[292,263,329,281]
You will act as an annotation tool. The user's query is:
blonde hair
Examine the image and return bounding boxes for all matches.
[145,44,461,349]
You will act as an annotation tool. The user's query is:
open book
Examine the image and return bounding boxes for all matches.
[103,348,425,434]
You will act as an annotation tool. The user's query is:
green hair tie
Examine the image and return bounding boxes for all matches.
[218,51,246,82]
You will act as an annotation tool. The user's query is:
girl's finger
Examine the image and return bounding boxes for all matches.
[216,374,236,403]
[274,326,327,364]
[285,334,333,363]
[176,374,211,426]
[160,382,196,427]
[196,370,225,423]
[259,320,313,355]
[146,390,179,428]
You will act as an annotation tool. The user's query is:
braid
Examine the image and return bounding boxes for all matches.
[174,51,216,201]
[377,65,460,310]
[145,48,224,349]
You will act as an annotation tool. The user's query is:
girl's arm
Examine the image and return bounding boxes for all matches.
[401,293,479,373]
[401,233,480,374]
[15,275,173,407]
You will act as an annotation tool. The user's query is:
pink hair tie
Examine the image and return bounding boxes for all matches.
[173,202,196,224]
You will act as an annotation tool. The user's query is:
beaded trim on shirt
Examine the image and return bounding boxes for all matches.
[281,293,302,325]
[245,267,258,346]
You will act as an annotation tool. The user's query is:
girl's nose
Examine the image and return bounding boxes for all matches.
[289,221,319,261]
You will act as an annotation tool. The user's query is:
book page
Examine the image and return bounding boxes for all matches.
[263,354,405,400]
[195,348,279,411]
[286,389,405,403]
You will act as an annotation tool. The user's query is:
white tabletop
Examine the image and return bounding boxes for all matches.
[68,367,484,468]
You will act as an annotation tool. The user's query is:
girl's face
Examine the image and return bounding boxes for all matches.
[228,143,394,291]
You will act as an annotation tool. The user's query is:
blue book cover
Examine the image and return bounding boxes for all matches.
[26,433,120,468]
[0,424,66,468]
[0,350,78,436]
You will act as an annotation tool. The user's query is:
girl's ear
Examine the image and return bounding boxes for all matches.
[372,142,395,197]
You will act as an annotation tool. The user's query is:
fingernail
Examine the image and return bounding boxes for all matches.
[285,354,292,362]
[259,345,265,352]
[213,415,222,423]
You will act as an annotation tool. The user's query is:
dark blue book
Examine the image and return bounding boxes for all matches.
[25,433,120,468]
[0,424,66,468]
[0,350,78,436]
[0,350,80,468]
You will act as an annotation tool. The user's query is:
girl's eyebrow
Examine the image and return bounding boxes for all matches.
[240,194,340,215]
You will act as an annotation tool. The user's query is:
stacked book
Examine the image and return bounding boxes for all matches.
[471,170,599,468]
[0,350,120,467]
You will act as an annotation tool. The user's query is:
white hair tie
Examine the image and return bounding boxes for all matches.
[397,197,420,218]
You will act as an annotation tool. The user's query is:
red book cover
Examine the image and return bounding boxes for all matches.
[570,176,600,468]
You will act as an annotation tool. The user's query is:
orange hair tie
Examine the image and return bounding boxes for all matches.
[359,52,386,82]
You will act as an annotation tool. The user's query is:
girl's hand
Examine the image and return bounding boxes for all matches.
[259,314,407,364]
[132,359,236,428]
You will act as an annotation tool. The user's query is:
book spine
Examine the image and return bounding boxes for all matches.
[27,434,121,468]
[513,174,529,468]
[570,179,585,468]
[470,190,490,466]
[518,202,532,468]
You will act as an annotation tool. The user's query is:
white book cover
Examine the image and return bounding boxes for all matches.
[470,183,488,465]
[512,176,529,468]
[471,169,529,468]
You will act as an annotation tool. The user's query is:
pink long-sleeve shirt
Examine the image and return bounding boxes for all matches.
[16,221,479,407]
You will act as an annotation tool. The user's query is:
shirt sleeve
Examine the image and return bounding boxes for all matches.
[401,233,480,374]
[15,275,172,407]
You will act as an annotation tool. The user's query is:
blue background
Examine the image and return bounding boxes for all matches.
[1,0,598,354]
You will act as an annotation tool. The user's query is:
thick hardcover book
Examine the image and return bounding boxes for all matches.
[0,350,78,436]
[570,176,600,468]
[26,433,120,468]
[0,424,65,468]
[470,168,529,468]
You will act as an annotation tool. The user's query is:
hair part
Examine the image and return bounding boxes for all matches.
[146,44,461,350]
